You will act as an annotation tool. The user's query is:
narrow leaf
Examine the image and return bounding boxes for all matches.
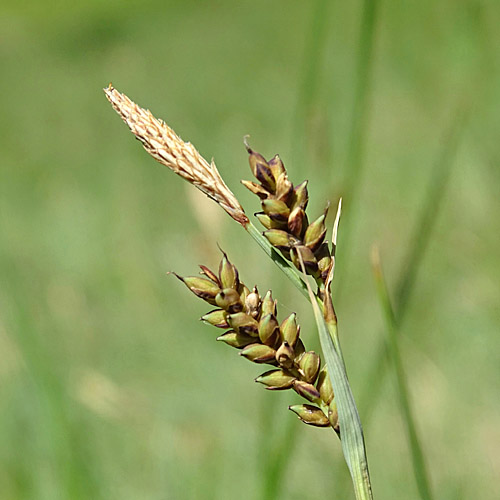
[372,248,434,500]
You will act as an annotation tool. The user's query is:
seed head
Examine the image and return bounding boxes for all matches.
[104,84,248,226]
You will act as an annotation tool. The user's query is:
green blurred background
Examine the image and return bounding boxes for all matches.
[1,0,499,498]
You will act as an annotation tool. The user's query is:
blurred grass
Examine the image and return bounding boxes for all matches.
[358,106,468,426]
[372,249,434,500]
[1,0,499,499]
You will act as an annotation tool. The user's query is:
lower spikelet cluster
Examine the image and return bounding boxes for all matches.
[175,252,339,430]
[242,142,335,284]
[104,85,248,225]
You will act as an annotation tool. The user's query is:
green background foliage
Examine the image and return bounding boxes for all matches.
[1,1,499,498]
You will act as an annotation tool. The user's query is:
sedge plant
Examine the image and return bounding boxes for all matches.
[104,85,373,499]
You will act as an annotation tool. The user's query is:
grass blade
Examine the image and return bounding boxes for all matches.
[336,0,380,284]
[371,249,434,500]
[393,109,468,320]
[291,0,331,169]
[258,407,300,500]
[358,108,468,423]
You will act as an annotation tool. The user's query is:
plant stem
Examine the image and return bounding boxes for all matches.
[372,250,434,500]
[296,253,373,500]
[358,107,467,424]
[291,0,331,171]
[336,0,379,290]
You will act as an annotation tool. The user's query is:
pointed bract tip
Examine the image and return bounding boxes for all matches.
[216,243,228,258]
[243,135,252,153]
[332,197,342,247]
[169,271,184,282]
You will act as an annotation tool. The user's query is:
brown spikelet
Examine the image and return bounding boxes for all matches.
[242,142,336,284]
[104,84,248,226]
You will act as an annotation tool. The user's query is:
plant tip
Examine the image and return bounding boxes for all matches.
[243,135,252,152]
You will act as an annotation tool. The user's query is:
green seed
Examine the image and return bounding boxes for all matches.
[293,380,321,402]
[280,313,299,346]
[262,199,290,224]
[215,288,243,313]
[276,341,295,369]
[294,337,305,358]
[255,212,274,229]
[304,214,327,252]
[217,330,255,349]
[258,314,280,346]
[263,229,296,251]
[201,309,228,328]
[299,351,321,384]
[240,344,276,364]
[289,404,330,427]
[255,369,295,390]
[317,367,334,405]
[261,290,276,317]
[176,275,221,305]
[316,243,332,281]
[227,312,259,336]
[219,252,239,289]
[329,399,339,432]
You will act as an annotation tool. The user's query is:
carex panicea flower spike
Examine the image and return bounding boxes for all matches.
[174,251,339,431]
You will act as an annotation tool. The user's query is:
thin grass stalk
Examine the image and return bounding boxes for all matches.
[259,411,300,500]
[358,109,468,424]
[393,109,468,320]
[4,275,95,499]
[372,249,434,500]
[291,0,331,169]
[257,394,280,500]
[336,0,379,289]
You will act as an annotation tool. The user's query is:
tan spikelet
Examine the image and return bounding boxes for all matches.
[104,84,248,226]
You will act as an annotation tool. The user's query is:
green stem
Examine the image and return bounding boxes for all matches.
[308,290,373,500]
[372,254,434,500]
[291,0,331,170]
[294,252,372,500]
[336,0,379,291]
[358,107,467,423]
